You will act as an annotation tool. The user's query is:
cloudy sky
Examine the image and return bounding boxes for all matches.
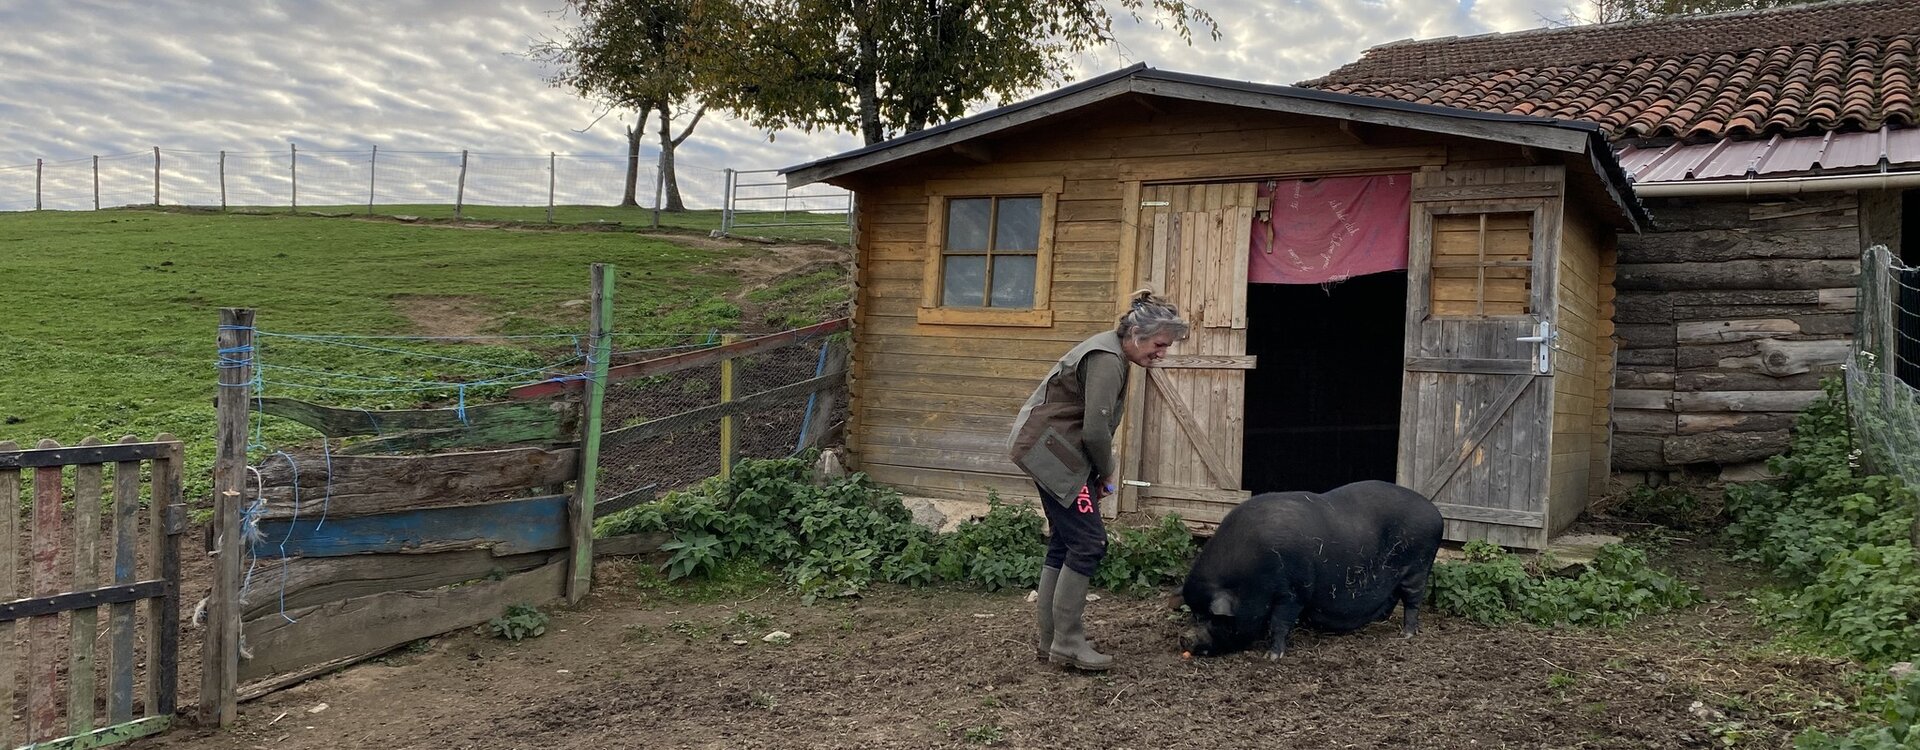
[0,0,1585,210]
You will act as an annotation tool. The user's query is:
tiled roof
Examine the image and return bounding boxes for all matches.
[1302,0,1920,142]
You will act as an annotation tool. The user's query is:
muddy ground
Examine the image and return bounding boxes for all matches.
[132,538,1863,750]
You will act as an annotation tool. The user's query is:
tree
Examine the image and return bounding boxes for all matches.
[707,0,1220,146]
[1580,0,1822,23]
[530,0,722,211]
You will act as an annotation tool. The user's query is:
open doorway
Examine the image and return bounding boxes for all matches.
[1241,271,1407,494]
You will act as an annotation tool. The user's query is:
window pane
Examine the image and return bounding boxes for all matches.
[942,255,987,306]
[990,255,1036,308]
[945,198,991,253]
[993,197,1042,251]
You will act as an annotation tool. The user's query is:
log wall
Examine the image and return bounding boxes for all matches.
[1610,193,1861,477]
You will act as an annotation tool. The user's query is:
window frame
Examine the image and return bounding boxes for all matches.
[1414,201,1553,321]
[919,177,1062,327]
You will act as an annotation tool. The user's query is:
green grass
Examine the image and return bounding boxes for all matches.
[0,207,846,505]
[220,204,855,244]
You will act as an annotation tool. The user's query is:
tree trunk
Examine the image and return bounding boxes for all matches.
[656,102,686,212]
[855,6,885,145]
[621,110,648,208]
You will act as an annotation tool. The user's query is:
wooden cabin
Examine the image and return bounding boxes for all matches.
[782,65,1649,548]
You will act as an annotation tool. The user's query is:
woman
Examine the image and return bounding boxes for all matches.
[1007,289,1189,671]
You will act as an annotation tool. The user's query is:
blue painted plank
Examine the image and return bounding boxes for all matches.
[249,495,569,558]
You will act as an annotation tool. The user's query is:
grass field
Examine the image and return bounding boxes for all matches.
[219,203,857,244]
[0,207,848,500]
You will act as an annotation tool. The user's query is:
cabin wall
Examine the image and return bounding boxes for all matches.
[1549,203,1606,533]
[1610,193,1861,481]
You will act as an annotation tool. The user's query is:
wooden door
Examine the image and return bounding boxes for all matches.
[1129,183,1258,524]
[1398,167,1564,548]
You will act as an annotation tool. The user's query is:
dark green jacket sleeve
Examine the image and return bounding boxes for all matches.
[1079,351,1126,482]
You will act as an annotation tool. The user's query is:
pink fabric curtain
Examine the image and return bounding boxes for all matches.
[1248,174,1411,285]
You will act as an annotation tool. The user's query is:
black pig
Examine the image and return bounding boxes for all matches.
[1181,481,1443,660]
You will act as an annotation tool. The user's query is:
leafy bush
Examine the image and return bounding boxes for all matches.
[488,604,549,642]
[1796,671,1920,749]
[593,456,1194,601]
[1722,378,1920,663]
[1611,484,1710,530]
[1429,540,1700,627]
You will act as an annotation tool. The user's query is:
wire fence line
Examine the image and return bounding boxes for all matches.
[0,145,852,234]
[1847,244,1920,491]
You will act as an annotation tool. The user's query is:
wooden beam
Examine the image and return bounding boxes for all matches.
[255,397,579,451]
[507,318,850,399]
[18,715,170,750]
[0,440,175,469]
[1431,502,1544,528]
[1146,369,1235,489]
[0,581,169,622]
[601,372,846,450]
[1404,357,1532,375]
[1152,355,1257,369]
[248,495,571,558]
[151,436,184,717]
[569,262,614,604]
[238,561,565,684]
[253,446,580,520]
[238,551,558,621]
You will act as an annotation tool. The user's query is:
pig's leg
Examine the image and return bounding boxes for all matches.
[1395,574,1428,638]
[1264,600,1303,660]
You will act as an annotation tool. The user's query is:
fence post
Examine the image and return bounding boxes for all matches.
[546,152,556,224]
[218,151,227,212]
[34,158,41,211]
[289,143,298,214]
[153,147,161,206]
[92,155,99,211]
[202,308,252,727]
[454,149,468,220]
[567,264,614,604]
[719,333,740,480]
[720,168,735,236]
[368,145,377,216]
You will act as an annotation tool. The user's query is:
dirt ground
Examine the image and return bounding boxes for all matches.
[131,538,1862,750]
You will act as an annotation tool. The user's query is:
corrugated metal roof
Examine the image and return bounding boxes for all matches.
[1619,128,1920,183]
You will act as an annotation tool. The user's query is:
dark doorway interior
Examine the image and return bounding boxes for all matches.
[1241,272,1407,494]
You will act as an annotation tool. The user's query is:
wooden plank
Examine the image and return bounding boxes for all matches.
[19,714,170,750]
[29,439,63,742]
[1413,181,1561,202]
[507,318,850,398]
[592,484,656,521]
[1672,390,1822,413]
[1675,319,1801,344]
[601,372,846,450]
[205,310,251,727]
[1152,355,1256,369]
[107,437,139,726]
[569,263,614,604]
[0,440,15,746]
[68,438,103,736]
[0,441,175,470]
[150,435,182,717]
[1404,357,1532,375]
[0,581,170,622]
[248,495,570,558]
[1418,375,1535,498]
[237,560,565,683]
[593,532,669,558]
[253,446,580,520]
[237,551,557,621]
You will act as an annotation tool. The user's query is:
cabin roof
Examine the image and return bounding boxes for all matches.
[779,65,1649,231]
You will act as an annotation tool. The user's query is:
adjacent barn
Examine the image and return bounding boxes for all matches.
[783,66,1649,548]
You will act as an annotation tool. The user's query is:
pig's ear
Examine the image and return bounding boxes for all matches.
[1209,592,1237,617]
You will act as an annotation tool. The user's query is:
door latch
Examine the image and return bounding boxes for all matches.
[1515,321,1554,374]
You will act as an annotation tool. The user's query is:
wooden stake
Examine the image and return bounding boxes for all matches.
[454,149,468,220]
[546,152,556,224]
[152,147,160,206]
[202,309,253,726]
[567,265,613,604]
[1,439,19,745]
[69,437,103,736]
[289,144,298,214]
[719,334,740,480]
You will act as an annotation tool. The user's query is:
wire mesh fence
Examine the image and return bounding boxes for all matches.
[0,145,849,240]
[1847,245,1920,485]
[596,330,847,503]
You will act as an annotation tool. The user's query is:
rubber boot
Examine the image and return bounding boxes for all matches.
[1034,566,1061,661]
[1048,569,1113,671]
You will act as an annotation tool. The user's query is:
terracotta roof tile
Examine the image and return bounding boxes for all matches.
[1301,0,1920,141]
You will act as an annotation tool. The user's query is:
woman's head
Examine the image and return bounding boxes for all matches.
[1116,289,1190,367]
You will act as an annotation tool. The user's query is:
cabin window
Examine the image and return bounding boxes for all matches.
[919,177,1061,326]
[1429,211,1534,317]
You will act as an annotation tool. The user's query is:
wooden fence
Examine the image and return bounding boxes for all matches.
[197,265,850,724]
[1,436,186,750]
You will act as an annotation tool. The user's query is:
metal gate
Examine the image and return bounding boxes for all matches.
[718,168,854,241]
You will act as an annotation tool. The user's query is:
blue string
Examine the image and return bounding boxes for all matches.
[793,342,830,456]
[457,384,469,425]
[270,452,302,623]
[316,439,333,531]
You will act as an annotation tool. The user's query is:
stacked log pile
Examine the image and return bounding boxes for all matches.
[1611,194,1859,476]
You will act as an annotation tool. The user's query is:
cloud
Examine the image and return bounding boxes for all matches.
[0,0,1582,211]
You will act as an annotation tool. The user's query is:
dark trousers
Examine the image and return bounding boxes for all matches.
[1038,481,1107,577]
